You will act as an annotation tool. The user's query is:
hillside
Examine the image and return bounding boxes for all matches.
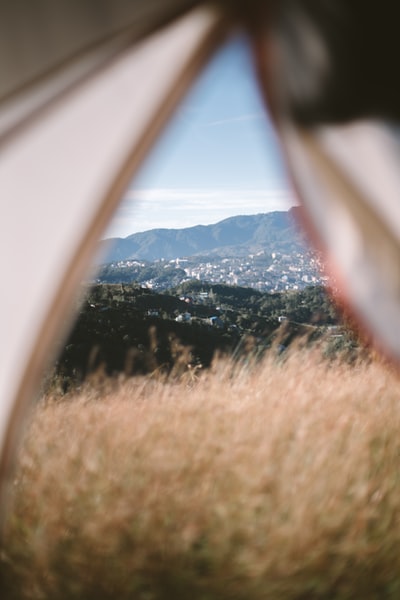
[101,207,306,262]
[53,283,343,390]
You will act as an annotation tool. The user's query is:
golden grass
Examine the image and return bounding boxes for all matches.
[2,351,400,599]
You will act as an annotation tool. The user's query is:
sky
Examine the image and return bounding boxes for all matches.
[105,36,297,239]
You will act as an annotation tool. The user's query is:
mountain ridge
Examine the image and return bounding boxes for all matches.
[100,206,305,262]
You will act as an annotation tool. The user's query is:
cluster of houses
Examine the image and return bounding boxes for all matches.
[166,251,329,292]
[99,249,329,293]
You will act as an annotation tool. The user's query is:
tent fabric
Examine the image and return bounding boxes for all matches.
[279,121,400,362]
[0,0,206,143]
[0,5,227,524]
[0,0,202,102]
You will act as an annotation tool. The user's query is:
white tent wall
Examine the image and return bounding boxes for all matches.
[0,0,203,102]
[0,6,228,520]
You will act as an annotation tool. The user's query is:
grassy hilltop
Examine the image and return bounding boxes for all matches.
[2,347,400,599]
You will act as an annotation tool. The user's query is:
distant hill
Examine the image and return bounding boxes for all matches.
[100,207,307,262]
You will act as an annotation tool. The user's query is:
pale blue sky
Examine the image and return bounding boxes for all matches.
[106,36,296,239]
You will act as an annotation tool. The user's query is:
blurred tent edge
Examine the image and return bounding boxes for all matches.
[0,2,230,527]
[251,0,400,364]
[278,122,400,365]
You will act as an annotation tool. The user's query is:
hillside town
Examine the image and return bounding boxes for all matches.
[97,248,329,292]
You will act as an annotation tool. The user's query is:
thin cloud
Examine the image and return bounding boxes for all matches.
[105,187,298,238]
[124,187,294,203]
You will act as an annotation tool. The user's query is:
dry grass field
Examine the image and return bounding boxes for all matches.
[2,349,400,599]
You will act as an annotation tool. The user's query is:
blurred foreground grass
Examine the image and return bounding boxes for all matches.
[2,350,400,599]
